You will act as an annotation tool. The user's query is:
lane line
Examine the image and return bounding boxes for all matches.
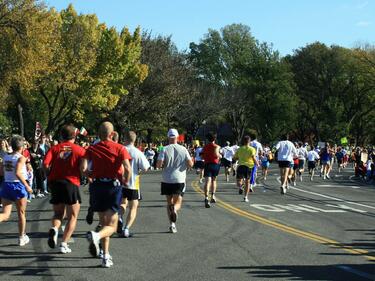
[191,181,375,261]
[275,177,375,211]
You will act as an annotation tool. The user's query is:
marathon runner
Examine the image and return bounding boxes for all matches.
[0,135,33,246]
[220,141,234,182]
[202,133,221,208]
[249,132,263,191]
[275,134,297,194]
[43,125,86,254]
[193,143,204,184]
[82,122,132,268]
[118,131,150,238]
[156,129,193,233]
[234,136,258,202]
[296,141,308,181]
[307,148,320,181]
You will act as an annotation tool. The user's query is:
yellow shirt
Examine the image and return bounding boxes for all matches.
[235,145,256,168]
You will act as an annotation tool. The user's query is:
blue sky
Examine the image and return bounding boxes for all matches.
[45,0,375,56]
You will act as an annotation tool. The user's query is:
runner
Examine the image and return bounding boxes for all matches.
[307,148,320,181]
[260,151,270,181]
[275,134,297,194]
[296,141,308,181]
[320,143,332,179]
[119,131,150,238]
[43,125,86,254]
[82,122,132,268]
[0,135,33,246]
[156,129,193,233]
[335,146,344,173]
[193,143,204,184]
[249,132,263,191]
[202,133,221,208]
[220,141,234,182]
[234,135,258,202]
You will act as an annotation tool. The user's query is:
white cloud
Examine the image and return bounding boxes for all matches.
[356,21,371,27]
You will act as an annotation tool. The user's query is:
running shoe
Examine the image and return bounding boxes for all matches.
[86,207,94,225]
[238,187,243,195]
[48,227,58,249]
[204,198,210,208]
[169,225,177,234]
[210,197,216,203]
[117,218,123,234]
[293,181,296,186]
[59,243,72,254]
[199,178,204,184]
[243,197,249,203]
[101,255,114,268]
[122,228,132,238]
[326,175,331,179]
[87,231,100,257]
[98,249,104,259]
[280,186,286,195]
[19,234,30,246]
[249,186,254,193]
[169,205,177,223]
[95,224,102,232]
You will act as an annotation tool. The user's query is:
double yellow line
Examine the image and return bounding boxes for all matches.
[191,180,375,261]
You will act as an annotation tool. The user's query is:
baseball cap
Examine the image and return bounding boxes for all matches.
[167,128,179,138]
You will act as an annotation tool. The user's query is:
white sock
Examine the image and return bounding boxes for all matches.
[104,253,111,259]
[171,222,176,227]
[61,242,68,247]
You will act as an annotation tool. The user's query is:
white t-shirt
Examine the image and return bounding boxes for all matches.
[231,145,239,154]
[125,144,150,190]
[194,147,203,162]
[250,140,263,160]
[158,144,192,184]
[276,140,297,162]
[307,150,320,162]
[297,147,308,160]
[220,146,235,161]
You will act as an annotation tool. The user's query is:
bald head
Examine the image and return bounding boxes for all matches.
[99,121,114,140]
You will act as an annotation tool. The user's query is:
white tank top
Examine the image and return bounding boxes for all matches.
[3,153,27,182]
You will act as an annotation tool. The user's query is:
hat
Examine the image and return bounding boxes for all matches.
[167,128,179,138]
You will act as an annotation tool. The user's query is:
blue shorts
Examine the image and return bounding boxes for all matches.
[204,163,221,178]
[0,182,28,201]
[261,161,270,168]
[89,180,122,213]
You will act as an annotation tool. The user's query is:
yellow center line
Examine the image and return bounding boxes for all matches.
[191,180,375,261]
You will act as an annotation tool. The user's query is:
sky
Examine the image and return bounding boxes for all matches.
[45,0,375,56]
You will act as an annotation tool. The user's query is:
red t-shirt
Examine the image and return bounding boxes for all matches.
[43,141,86,187]
[84,140,131,181]
[202,143,220,164]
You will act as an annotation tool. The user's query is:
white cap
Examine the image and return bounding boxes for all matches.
[167,128,179,138]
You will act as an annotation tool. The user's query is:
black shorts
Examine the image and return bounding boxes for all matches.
[161,182,185,197]
[298,159,305,169]
[89,180,122,213]
[308,161,316,170]
[204,163,220,178]
[221,158,232,168]
[278,161,291,168]
[236,165,253,180]
[194,160,205,170]
[49,180,81,205]
[122,188,141,201]
[293,163,299,170]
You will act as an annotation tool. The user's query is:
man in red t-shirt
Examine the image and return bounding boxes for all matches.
[81,121,131,268]
[202,133,221,208]
[43,125,86,254]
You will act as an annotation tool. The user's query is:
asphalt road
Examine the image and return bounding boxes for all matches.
[0,164,374,281]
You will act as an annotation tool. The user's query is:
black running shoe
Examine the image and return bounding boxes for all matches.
[117,218,123,234]
[210,197,216,203]
[48,227,58,249]
[238,188,243,195]
[86,207,93,225]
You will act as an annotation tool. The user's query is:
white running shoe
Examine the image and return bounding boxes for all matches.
[59,243,72,254]
[122,228,131,238]
[87,231,101,257]
[199,178,203,184]
[243,197,249,203]
[293,181,296,186]
[19,234,30,246]
[169,225,177,234]
[98,249,104,259]
[326,175,330,179]
[101,255,114,268]
[48,227,58,248]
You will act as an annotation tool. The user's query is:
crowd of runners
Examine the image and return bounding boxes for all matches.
[0,123,374,268]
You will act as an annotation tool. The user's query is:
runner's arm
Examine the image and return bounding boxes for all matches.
[16,156,32,193]
[122,159,131,186]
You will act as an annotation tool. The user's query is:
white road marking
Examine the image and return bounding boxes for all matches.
[337,265,374,280]
[291,187,375,211]
[250,204,285,212]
